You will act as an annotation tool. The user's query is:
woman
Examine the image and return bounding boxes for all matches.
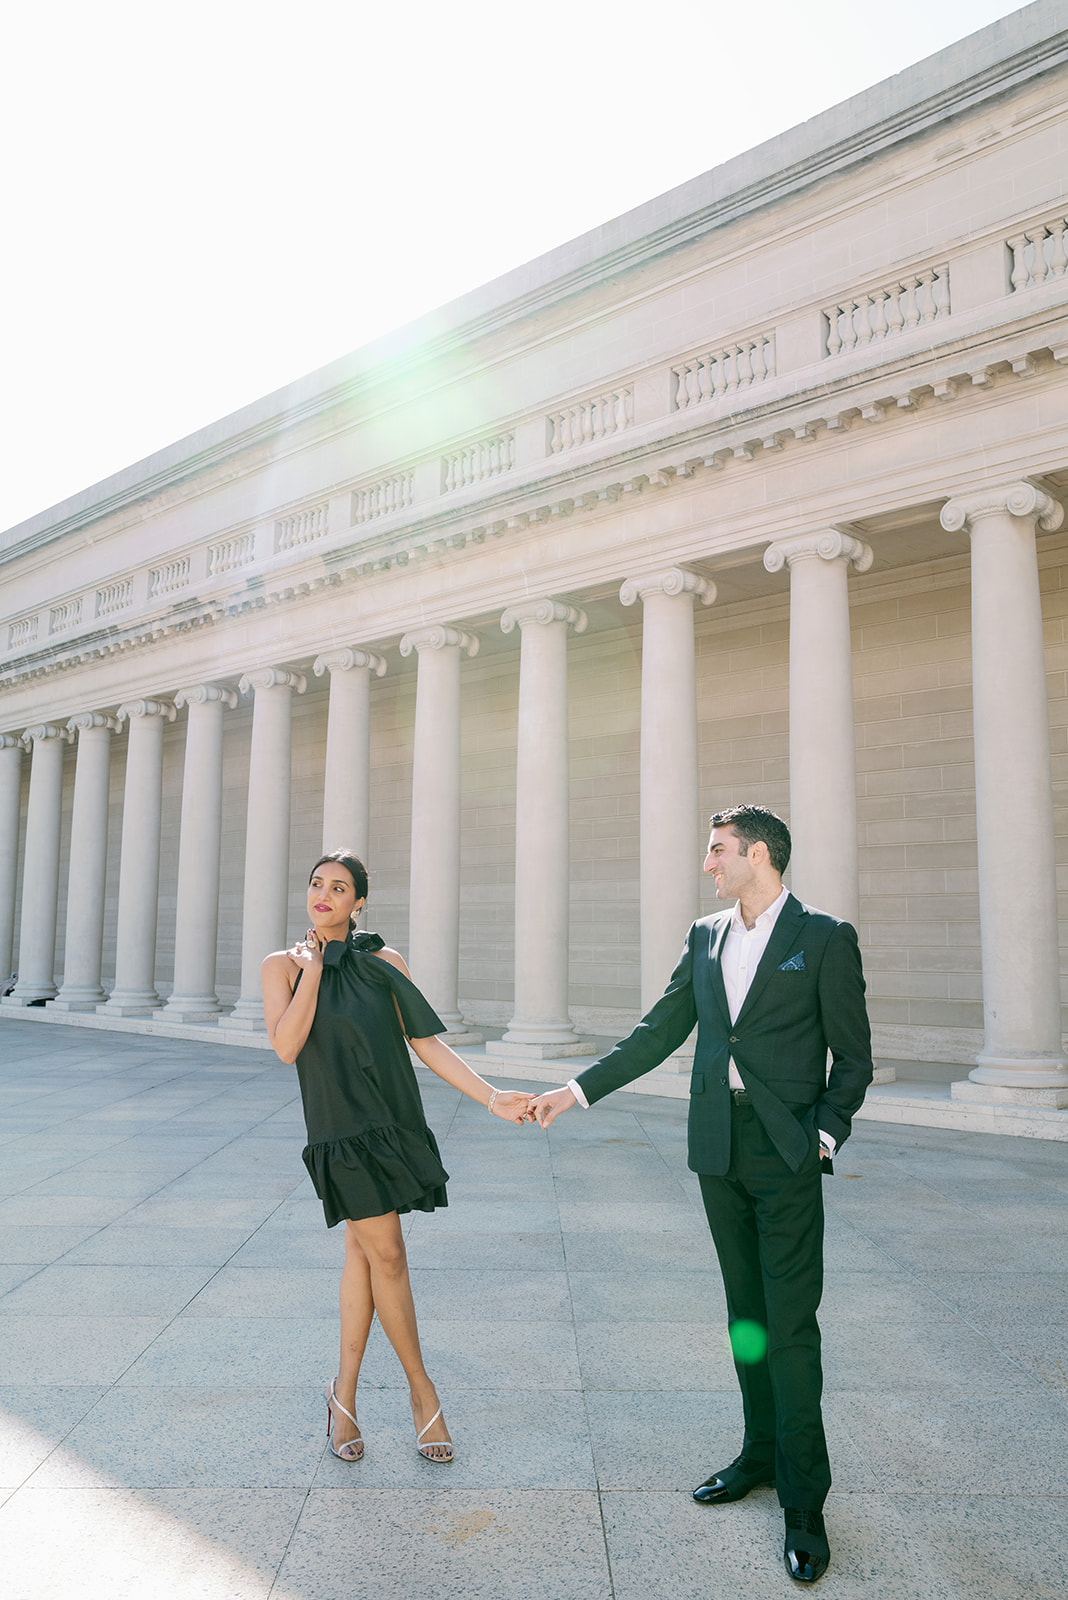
[261,848,533,1465]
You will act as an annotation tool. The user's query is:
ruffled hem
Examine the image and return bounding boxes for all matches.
[302,1122,450,1228]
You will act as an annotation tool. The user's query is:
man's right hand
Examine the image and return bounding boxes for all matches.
[532,1086,576,1127]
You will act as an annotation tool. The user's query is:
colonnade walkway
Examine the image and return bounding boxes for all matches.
[0,1019,1065,1599]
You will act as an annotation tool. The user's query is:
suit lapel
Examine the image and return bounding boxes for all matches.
[734,894,807,1023]
[705,913,732,1025]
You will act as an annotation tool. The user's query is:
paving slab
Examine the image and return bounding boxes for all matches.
[0,1018,1065,1598]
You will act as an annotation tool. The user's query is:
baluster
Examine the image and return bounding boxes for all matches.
[916,271,936,323]
[824,307,842,358]
[902,278,920,328]
[593,396,607,440]
[1008,234,1029,291]
[750,336,767,383]
[712,350,728,396]
[869,292,888,341]
[735,342,753,387]
[1048,220,1068,280]
[1026,228,1050,286]
[931,269,950,319]
[855,294,873,345]
[839,301,858,353]
[720,346,735,392]
[885,286,904,335]
[580,402,593,445]
[560,411,573,451]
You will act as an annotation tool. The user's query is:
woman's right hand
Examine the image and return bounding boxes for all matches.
[288,928,325,972]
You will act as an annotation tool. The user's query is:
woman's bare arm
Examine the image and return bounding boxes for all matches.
[262,937,323,1062]
[374,948,533,1123]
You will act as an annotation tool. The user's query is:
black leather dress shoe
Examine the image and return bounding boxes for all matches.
[783,1508,829,1583]
[692,1454,775,1504]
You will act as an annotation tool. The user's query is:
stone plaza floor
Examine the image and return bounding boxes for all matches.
[0,1018,1065,1599]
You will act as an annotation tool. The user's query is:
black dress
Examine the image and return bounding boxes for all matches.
[294,931,450,1228]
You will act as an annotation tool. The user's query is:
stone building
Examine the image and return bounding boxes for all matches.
[2,3,1068,1126]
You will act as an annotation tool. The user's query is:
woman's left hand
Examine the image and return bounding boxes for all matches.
[490,1090,536,1125]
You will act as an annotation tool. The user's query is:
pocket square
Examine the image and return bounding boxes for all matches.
[778,951,805,971]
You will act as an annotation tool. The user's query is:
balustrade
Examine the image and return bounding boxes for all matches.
[352,473,415,523]
[49,600,82,634]
[442,434,515,491]
[1008,217,1068,291]
[9,616,38,649]
[823,266,950,356]
[275,502,329,551]
[547,392,631,453]
[672,334,775,411]
[95,579,133,617]
[208,532,256,575]
[149,558,191,597]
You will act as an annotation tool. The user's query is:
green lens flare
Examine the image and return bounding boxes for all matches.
[728,1320,768,1364]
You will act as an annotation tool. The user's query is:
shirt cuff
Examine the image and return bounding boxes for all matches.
[818,1129,836,1156]
[567,1078,589,1109]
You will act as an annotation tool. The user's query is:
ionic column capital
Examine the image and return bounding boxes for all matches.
[399,624,479,658]
[67,713,121,735]
[0,734,23,750]
[238,667,307,695]
[764,530,873,574]
[21,724,74,748]
[500,598,587,635]
[116,699,177,724]
[313,648,388,677]
[619,567,716,607]
[940,480,1064,534]
[174,683,239,710]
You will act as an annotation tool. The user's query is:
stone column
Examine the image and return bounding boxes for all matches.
[398,624,481,1040]
[230,667,306,1029]
[621,568,715,1011]
[313,647,387,856]
[0,735,23,986]
[940,481,1068,1102]
[100,699,176,1015]
[162,684,238,1022]
[3,725,70,1005]
[764,530,872,925]
[495,597,589,1059]
[50,714,120,1010]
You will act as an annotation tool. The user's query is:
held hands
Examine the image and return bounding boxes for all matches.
[489,1090,537,1125]
[531,1086,576,1128]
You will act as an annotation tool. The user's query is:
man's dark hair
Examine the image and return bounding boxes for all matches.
[709,804,791,876]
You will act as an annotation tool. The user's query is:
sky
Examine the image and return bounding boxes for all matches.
[0,0,1029,535]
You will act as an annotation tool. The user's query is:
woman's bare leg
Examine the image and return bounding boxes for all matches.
[330,1221,375,1452]
[347,1210,452,1458]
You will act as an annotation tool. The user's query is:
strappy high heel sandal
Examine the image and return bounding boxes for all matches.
[325,1379,364,1462]
[415,1403,454,1464]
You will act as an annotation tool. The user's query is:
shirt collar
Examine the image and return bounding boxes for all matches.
[729,883,789,934]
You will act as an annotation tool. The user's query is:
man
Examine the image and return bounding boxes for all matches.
[532,804,872,1585]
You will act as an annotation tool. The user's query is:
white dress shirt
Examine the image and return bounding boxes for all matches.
[569,884,835,1155]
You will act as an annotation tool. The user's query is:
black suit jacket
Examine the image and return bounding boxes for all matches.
[575,894,873,1176]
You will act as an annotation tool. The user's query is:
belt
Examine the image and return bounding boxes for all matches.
[730,1088,751,1105]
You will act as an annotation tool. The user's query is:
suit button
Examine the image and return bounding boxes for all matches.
[729,1034,738,1043]
[720,1077,727,1085]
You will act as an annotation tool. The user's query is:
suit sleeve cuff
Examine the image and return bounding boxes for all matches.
[567,1078,590,1109]
[818,1128,836,1156]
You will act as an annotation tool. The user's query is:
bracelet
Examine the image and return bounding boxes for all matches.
[487,1088,499,1115]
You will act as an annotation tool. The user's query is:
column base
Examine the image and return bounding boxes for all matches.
[492,1038,596,1060]
[441,1028,484,1047]
[952,1078,1068,1109]
[968,1055,1068,1090]
[98,993,162,1017]
[3,988,56,1006]
[48,991,107,1011]
[161,996,222,1024]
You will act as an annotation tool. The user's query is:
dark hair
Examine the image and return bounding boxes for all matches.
[709,805,791,876]
[309,850,369,927]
